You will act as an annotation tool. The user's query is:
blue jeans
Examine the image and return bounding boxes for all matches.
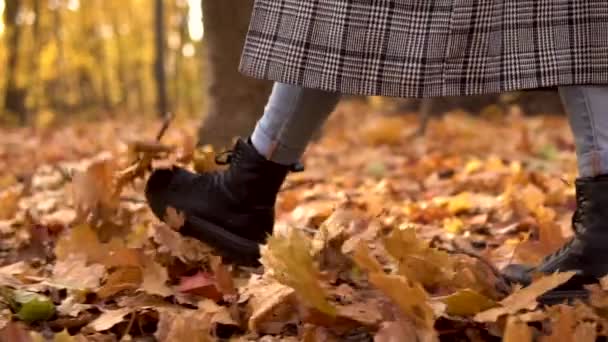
[252,82,608,177]
[560,86,608,177]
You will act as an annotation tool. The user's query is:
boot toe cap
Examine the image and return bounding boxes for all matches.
[145,167,193,220]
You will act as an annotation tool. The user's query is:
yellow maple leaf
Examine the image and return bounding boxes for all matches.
[368,273,436,331]
[261,228,336,316]
[383,227,455,287]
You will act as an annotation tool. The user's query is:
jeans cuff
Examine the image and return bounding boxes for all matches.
[577,149,608,177]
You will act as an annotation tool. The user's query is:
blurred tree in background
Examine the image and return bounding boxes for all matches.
[0,0,564,142]
[0,0,206,126]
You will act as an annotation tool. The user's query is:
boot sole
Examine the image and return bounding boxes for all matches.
[182,215,263,266]
[538,289,589,305]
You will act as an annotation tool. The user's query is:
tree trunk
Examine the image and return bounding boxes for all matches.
[154,0,168,118]
[3,0,27,123]
[197,0,272,148]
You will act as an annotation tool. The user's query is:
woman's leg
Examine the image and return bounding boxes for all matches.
[251,82,341,165]
[145,82,340,263]
[560,86,608,177]
[505,85,608,287]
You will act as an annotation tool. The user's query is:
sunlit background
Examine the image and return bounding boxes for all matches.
[0,0,207,125]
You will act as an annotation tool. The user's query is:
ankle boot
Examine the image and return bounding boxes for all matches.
[504,176,608,287]
[144,138,295,265]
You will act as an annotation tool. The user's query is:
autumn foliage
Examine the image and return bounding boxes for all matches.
[0,102,603,341]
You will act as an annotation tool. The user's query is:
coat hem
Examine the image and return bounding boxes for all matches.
[239,55,608,99]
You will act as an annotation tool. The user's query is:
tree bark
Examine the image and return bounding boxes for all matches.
[3,0,27,123]
[154,0,168,118]
[197,0,272,148]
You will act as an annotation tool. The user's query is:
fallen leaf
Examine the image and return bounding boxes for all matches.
[97,267,142,298]
[0,322,33,342]
[139,255,172,297]
[53,330,76,342]
[0,186,23,220]
[52,254,105,290]
[475,271,576,322]
[440,289,497,316]
[164,206,185,231]
[87,308,132,331]
[155,305,227,342]
[503,316,532,342]
[178,272,222,301]
[382,227,455,287]
[261,228,335,316]
[56,295,92,317]
[197,299,238,328]
[351,242,383,274]
[242,276,296,334]
[54,224,105,262]
[150,224,212,264]
[574,322,597,342]
[368,273,435,331]
[210,257,236,296]
[71,158,118,219]
[374,320,418,342]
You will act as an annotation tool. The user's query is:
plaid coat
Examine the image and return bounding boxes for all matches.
[239,0,608,98]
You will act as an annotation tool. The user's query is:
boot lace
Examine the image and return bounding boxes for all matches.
[214,150,305,172]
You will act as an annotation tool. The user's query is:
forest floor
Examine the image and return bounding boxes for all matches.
[0,100,602,342]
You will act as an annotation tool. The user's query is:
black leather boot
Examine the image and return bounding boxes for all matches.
[504,176,608,293]
[145,138,295,265]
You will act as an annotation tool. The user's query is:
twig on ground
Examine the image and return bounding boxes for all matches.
[156,112,174,141]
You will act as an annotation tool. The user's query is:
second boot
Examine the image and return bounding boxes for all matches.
[504,176,608,292]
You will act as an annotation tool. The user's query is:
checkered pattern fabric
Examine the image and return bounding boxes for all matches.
[239,0,608,98]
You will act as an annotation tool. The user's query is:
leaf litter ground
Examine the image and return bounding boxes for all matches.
[0,102,604,341]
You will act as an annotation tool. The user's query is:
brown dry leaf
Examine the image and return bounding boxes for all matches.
[51,254,106,290]
[335,300,383,327]
[197,299,238,328]
[503,316,533,342]
[164,206,185,231]
[87,307,132,332]
[475,271,576,322]
[0,322,33,342]
[361,116,406,146]
[574,322,597,342]
[210,256,236,296]
[178,272,222,301]
[368,273,436,332]
[439,289,497,317]
[0,186,23,220]
[351,242,383,273]
[540,305,576,342]
[261,228,335,316]
[374,320,418,342]
[140,255,173,297]
[150,224,212,264]
[54,224,105,262]
[383,227,455,287]
[155,308,210,342]
[56,295,92,317]
[97,267,142,298]
[242,275,297,334]
[311,208,358,254]
[101,247,142,269]
[301,324,338,342]
[52,330,77,342]
[71,157,118,218]
[0,310,13,335]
